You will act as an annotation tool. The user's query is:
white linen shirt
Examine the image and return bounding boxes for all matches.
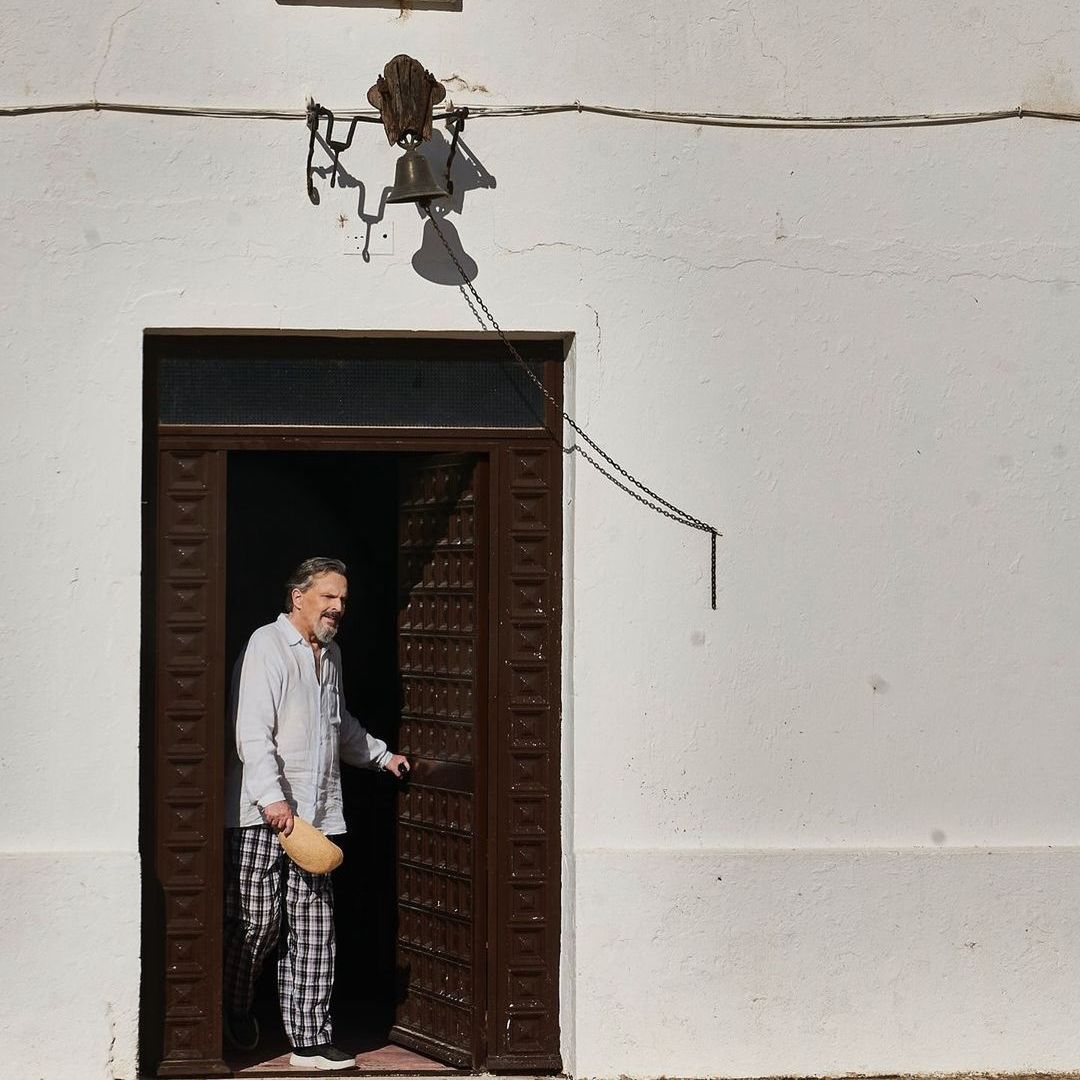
[225,613,391,833]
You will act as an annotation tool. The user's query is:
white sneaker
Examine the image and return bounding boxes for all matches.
[289,1043,354,1071]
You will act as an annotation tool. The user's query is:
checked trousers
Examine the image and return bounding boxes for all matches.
[223,825,336,1048]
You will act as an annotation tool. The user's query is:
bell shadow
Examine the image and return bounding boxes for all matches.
[312,123,496,280]
[411,128,496,286]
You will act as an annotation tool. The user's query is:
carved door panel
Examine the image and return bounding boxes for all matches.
[153,448,229,1077]
[487,443,562,1071]
[391,454,486,1068]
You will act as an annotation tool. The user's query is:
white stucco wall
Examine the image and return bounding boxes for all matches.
[2,2,1080,1077]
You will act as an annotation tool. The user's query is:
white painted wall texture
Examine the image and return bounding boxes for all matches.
[2,1,1079,1077]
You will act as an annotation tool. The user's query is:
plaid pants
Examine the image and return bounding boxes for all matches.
[223,825,336,1048]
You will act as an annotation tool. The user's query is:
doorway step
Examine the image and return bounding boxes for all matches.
[229,1038,455,1075]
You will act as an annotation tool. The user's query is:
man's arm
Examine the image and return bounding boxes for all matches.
[334,647,409,777]
[234,635,292,832]
[338,705,393,770]
[339,705,410,777]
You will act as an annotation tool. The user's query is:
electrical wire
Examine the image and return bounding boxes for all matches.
[4,99,1080,128]
[0,101,310,119]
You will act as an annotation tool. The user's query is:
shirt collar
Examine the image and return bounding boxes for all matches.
[276,612,306,647]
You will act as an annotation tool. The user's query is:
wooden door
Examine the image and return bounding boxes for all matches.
[390,454,487,1068]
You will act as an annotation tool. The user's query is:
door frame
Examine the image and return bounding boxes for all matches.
[140,334,566,1077]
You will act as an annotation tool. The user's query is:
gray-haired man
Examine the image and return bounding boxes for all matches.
[223,557,409,1071]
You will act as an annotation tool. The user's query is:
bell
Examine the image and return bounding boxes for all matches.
[387,145,448,204]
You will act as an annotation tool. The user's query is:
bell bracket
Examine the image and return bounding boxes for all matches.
[305,55,468,207]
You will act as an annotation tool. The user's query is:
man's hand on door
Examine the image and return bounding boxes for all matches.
[262,800,295,836]
[384,754,410,778]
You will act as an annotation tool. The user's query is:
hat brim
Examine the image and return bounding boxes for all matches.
[276,816,344,875]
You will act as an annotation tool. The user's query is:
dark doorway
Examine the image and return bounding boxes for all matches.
[224,451,407,1068]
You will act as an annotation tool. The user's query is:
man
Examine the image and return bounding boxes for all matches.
[223,556,409,1072]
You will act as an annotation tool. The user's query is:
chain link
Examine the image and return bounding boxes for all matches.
[423,205,720,607]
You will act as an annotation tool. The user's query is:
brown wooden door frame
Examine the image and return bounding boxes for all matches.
[141,343,563,1078]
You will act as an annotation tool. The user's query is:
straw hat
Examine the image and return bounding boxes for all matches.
[276,816,344,875]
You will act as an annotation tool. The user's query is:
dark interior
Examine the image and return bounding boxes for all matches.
[225,450,405,1059]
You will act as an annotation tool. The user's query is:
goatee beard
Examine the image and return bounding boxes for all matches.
[314,621,339,644]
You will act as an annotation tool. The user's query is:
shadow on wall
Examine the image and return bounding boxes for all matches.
[311,126,495,282]
[410,128,496,285]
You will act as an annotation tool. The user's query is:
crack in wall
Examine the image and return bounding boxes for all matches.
[92,1,146,102]
[440,73,491,94]
[744,0,788,85]
[585,303,604,417]
[491,238,1080,288]
[104,1002,117,1080]
[1010,24,1080,47]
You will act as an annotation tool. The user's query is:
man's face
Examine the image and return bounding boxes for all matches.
[292,571,348,645]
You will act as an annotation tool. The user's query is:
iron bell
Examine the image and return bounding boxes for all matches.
[387,145,448,204]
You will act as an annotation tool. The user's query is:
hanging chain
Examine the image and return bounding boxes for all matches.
[422,205,721,608]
